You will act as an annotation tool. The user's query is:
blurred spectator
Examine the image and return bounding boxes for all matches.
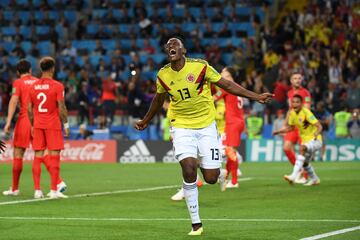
[94,40,107,55]
[96,58,110,79]
[101,76,118,126]
[334,107,351,138]
[61,42,77,57]
[348,109,360,138]
[272,77,290,110]
[246,110,263,139]
[0,56,12,82]
[0,46,9,57]
[127,80,144,119]
[78,83,90,124]
[141,39,156,54]
[95,26,110,39]
[143,58,157,72]
[263,48,280,70]
[75,124,94,140]
[29,41,40,58]
[314,101,332,160]
[346,81,360,109]
[138,13,152,36]
[328,57,342,84]
[11,42,26,58]
[272,109,285,140]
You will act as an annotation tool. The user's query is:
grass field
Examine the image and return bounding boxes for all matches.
[0,161,359,240]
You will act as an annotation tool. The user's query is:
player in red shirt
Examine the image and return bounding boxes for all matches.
[283,71,311,182]
[3,59,66,198]
[28,57,69,199]
[215,67,245,190]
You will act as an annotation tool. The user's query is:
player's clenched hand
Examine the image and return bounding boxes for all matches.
[134,120,148,131]
[30,127,34,137]
[64,128,70,137]
[3,123,11,135]
[257,93,274,104]
[0,140,6,153]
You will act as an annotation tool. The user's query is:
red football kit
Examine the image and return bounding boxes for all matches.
[284,87,311,144]
[219,89,245,147]
[29,78,65,151]
[12,75,38,148]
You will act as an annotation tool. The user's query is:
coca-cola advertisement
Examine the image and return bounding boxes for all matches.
[0,140,117,163]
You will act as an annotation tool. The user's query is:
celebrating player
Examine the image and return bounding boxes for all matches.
[215,67,245,190]
[28,57,69,199]
[3,59,66,198]
[283,71,311,183]
[134,38,273,235]
[273,94,321,186]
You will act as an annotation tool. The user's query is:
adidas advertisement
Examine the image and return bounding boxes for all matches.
[117,140,173,163]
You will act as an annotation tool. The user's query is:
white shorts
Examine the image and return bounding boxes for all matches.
[303,139,322,153]
[170,121,222,169]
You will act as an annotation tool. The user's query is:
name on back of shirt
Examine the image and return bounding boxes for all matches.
[34,84,49,90]
[24,80,37,85]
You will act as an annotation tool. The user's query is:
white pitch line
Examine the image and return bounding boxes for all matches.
[0,178,254,206]
[300,225,360,240]
[0,185,179,206]
[0,217,358,223]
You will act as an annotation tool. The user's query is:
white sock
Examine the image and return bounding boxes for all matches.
[183,181,201,224]
[290,155,305,179]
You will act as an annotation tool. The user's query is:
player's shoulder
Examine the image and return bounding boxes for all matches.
[186,58,208,66]
[299,87,310,95]
[50,79,64,88]
[158,63,171,73]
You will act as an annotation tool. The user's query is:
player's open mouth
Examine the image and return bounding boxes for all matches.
[169,49,177,57]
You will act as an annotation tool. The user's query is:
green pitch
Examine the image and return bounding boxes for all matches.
[0,162,359,240]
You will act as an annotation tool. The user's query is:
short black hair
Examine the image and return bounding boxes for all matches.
[40,56,55,72]
[292,94,303,102]
[167,36,185,47]
[16,59,31,74]
[224,66,237,80]
[290,69,302,76]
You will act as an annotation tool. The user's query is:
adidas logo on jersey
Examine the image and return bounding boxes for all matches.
[162,149,176,163]
[119,140,156,163]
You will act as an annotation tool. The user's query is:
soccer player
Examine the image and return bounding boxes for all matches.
[215,67,245,189]
[283,71,311,183]
[28,57,69,199]
[273,94,321,186]
[134,38,273,235]
[3,59,66,198]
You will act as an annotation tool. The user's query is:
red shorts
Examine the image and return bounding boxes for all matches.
[13,117,32,148]
[223,121,245,147]
[32,128,64,151]
[284,128,301,144]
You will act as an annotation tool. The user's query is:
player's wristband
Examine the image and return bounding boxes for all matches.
[64,123,70,129]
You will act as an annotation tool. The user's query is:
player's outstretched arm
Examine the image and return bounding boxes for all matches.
[0,140,6,153]
[134,92,166,131]
[58,100,70,137]
[215,78,273,103]
[4,95,19,134]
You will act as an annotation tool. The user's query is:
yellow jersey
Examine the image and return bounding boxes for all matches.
[288,108,322,143]
[156,58,221,129]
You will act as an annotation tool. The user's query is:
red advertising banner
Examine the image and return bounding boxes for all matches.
[0,140,117,163]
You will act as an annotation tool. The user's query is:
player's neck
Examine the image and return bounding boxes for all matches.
[41,73,53,79]
[20,73,31,78]
[170,57,185,72]
[294,107,302,113]
[292,86,301,90]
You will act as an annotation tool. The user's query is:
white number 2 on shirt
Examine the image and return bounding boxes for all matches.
[37,92,48,113]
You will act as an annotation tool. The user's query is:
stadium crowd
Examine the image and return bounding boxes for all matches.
[0,0,359,139]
